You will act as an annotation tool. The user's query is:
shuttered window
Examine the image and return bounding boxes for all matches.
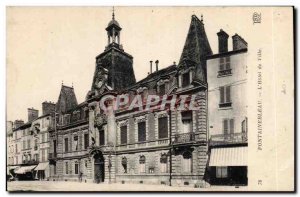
[223,119,234,135]
[73,136,78,151]
[158,117,168,139]
[65,162,68,174]
[220,86,231,104]
[219,57,231,71]
[75,163,79,174]
[120,125,127,144]
[138,122,146,142]
[99,130,105,146]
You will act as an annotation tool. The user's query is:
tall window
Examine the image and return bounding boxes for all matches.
[219,86,231,107]
[53,164,57,175]
[139,155,146,173]
[182,72,190,88]
[216,166,228,178]
[64,138,69,152]
[75,162,79,174]
[99,130,105,146]
[120,125,127,144]
[53,140,57,155]
[138,122,146,142]
[15,144,18,153]
[84,133,89,150]
[41,149,45,162]
[73,136,78,151]
[158,116,168,139]
[34,154,39,162]
[181,111,193,133]
[34,139,38,150]
[219,56,231,71]
[223,119,234,135]
[42,133,45,142]
[160,154,168,173]
[158,84,165,96]
[65,162,69,174]
[182,151,192,173]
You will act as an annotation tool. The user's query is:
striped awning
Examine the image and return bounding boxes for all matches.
[15,165,36,174]
[34,162,49,171]
[209,146,247,166]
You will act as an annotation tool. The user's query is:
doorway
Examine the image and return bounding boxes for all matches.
[94,153,105,183]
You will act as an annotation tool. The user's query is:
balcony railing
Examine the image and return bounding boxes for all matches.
[209,132,247,146]
[218,69,232,77]
[172,132,195,144]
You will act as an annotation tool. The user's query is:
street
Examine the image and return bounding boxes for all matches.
[7,181,247,192]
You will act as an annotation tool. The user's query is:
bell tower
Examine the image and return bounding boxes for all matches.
[90,8,136,96]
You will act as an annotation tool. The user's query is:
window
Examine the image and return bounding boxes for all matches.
[138,122,146,142]
[219,56,231,71]
[27,139,31,149]
[149,167,155,174]
[223,118,234,136]
[73,136,78,151]
[99,130,105,146]
[53,164,57,175]
[65,162,69,174]
[160,154,168,173]
[22,141,25,150]
[75,162,79,174]
[242,118,248,133]
[158,84,165,96]
[158,116,168,139]
[120,125,127,144]
[182,72,190,88]
[182,152,192,173]
[139,155,146,173]
[15,144,18,153]
[216,166,228,178]
[64,138,69,152]
[34,139,38,150]
[122,157,127,173]
[219,86,231,107]
[53,140,57,155]
[84,134,89,149]
[42,133,45,142]
[34,154,39,162]
[181,111,192,133]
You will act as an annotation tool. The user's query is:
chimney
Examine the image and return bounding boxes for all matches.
[155,60,159,72]
[42,101,56,115]
[14,120,24,129]
[150,61,153,74]
[217,29,229,53]
[232,34,248,50]
[28,108,39,122]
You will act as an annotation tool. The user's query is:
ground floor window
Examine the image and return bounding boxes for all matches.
[216,166,228,178]
[122,157,127,173]
[160,154,168,173]
[182,151,192,173]
[75,162,79,174]
[139,155,146,173]
[65,162,68,174]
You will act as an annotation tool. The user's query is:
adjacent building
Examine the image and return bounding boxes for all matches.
[206,30,248,185]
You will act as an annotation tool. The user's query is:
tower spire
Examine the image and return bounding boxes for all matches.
[112,6,115,20]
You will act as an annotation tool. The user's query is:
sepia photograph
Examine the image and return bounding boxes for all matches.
[5,6,294,192]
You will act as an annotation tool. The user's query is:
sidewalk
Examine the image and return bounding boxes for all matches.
[7,181,248,192]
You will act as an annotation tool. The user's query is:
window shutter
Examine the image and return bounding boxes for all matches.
[158,117,168,139]
[223,119,228,135]
[230,119,234,134]
[226,86,231,103]
[219,58,224,70]
[225,56,230,70]
[220,86,225,104]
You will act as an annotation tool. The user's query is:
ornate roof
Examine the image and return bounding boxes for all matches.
[56,85,78,113]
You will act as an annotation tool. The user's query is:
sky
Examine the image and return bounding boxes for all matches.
[7,7,252,122]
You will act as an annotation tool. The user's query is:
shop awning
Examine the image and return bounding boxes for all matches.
[14,165,36,174]
[34,162,49,171]
[209,146,247,166]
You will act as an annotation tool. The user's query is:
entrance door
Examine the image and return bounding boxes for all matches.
[94,154,105,183]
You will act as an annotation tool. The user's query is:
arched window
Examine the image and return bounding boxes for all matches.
[139,155,146,173]
[160,153,168,173]
[122,157,127,173]
[182,151,192,173]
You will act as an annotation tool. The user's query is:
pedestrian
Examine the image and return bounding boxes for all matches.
[79,171,83,182]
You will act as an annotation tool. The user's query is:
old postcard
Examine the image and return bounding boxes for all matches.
[6,6,294,192]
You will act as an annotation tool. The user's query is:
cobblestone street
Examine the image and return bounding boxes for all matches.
[7,181,247,192]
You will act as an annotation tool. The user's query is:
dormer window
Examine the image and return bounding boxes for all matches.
[158,84,165,96]
[182,71,191,88]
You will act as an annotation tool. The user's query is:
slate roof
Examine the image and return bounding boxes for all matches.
[56,85,78,113]
[179,15,212,83]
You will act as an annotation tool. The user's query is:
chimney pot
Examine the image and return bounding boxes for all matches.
[150,61,153,74]
[155,60,159,71]
[217,29,229,53]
